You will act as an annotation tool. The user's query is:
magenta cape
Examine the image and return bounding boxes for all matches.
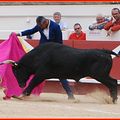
[0,33,44,98]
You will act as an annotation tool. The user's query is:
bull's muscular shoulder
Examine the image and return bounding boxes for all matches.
[35,42,81,54]
[36,42,63,51]
[24,42,64,57]
[40,42,63,48]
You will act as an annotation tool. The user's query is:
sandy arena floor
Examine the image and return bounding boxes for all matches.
[0,89,120,118]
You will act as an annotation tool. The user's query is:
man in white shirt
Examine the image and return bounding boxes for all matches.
[53,12,68,31]
[16,16,75,100]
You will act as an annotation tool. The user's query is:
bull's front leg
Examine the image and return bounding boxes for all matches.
[23,75,44,96]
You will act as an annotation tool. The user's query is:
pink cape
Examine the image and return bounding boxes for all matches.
[0,33,45,98]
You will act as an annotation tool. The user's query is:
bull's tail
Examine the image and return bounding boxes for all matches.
[100,49,119,57]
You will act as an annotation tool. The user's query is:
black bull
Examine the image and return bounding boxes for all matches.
[0,42,119,103]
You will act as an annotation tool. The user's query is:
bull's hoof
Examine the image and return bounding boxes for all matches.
[16,94,30,100]
[3,96,11,100]
[110,89,118,104]
[68,95,75,100]
[23,91,31,96]
[112,97,118,104]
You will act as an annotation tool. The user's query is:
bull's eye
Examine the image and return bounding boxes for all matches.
[12,65,20,69]
[12,62,18,66]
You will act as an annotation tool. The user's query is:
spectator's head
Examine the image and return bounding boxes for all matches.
[111,8,120,20]
[96,14,105,23]
[74,23,82,34]
[53,12,61,24]
[36,16,49,29]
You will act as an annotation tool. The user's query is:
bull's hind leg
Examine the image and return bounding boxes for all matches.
[95,76,118,104]
[23,75,45,96]
[90,59,117,103]
[106,76,118,104]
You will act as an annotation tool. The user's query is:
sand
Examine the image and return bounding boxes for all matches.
[0,89,120,118]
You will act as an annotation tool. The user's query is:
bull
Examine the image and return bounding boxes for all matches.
[0,42,118,103]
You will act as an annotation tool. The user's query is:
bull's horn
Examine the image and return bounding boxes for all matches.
[0,60,18,66]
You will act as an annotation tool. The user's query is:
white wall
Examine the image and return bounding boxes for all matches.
[0,4,119,39]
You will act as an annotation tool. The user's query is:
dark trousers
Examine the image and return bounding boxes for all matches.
[60,79,74,98]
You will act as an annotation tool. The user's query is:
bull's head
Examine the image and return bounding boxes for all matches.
[0,60,30,88]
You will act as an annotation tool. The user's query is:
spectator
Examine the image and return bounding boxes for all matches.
[53,12,68,31]
[16,16,75,100]
[89,14,110,30]
[68,23,86,40]
[104,8,120,36]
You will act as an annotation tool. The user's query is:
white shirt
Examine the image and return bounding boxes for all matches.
[58,21,68,30]
[53,19,68,31]
[43,20,50,39]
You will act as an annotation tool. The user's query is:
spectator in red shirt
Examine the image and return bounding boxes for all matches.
[104,8,120,36]
[68,23,86,40]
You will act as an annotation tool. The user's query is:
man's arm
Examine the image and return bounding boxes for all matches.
[104,21,113,30]
[21,25,40,36]
[110,24,120,31]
